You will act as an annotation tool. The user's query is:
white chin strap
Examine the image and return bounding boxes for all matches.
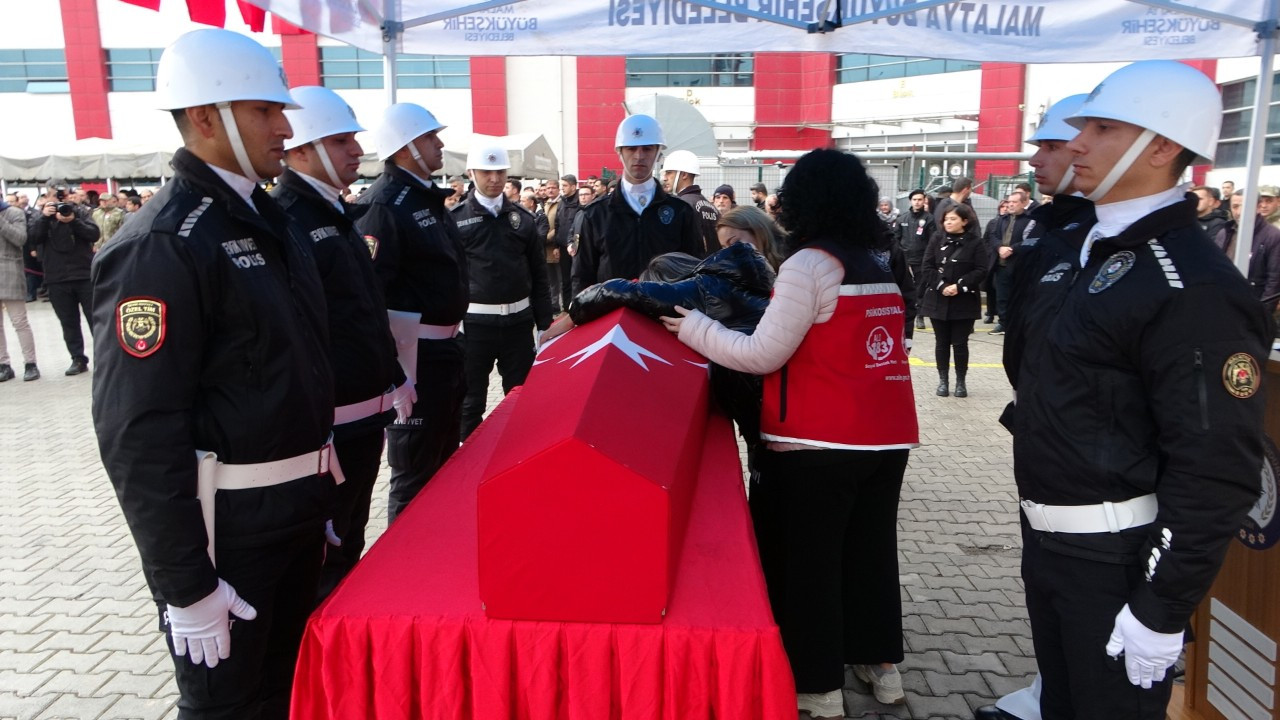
[1053,165,1075,196]
[406,140,435,180]
[1085,128,1156,202]
[216,102,263,183]
[312,140,344,190]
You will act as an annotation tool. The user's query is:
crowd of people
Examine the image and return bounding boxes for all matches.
[0,30,1271,720]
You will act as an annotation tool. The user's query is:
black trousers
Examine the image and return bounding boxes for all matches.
[994,264,1015,322]
[932,318,975,378]
[46,279,91,363]
[160,527,324,720]
[1022,523,1175,720]
[459,317,535,440]
[315,429,385,604]
[558,250,573,310]
[983,272,998,318]
[546,259,564,314]
[752,448,908,693]
[385,336,465,523]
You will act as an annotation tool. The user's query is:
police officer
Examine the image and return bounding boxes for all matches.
[355,103,468,523]
[451,143,554,439]
[660,149,719,256]
[895,189,937,331]
[270,86,411,601]
[571,113,705,293]
[91,29,334,718]
[1005,61,1269,720]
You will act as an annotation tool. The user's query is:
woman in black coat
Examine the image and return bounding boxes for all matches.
[919,203,989,398]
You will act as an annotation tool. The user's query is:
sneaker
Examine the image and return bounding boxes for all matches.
[852,664,906,705]
[0,364,12,382]
[989,323,1005,335]
[65,359,89,376]
[983,315,994,324]
[23,364,40,382]
[797,689,844,719]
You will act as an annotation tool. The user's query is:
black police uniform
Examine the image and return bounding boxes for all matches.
[91,148,335,719]
[355,161,468,523]
[271,169,404,601]
[1002,194,1270,720]
[571,182,705,294]
[451,191,553,440]
[675,184,721,257]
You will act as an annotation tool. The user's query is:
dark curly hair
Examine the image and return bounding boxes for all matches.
[775,148,880,249]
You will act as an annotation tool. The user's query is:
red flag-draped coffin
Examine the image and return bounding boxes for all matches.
[478,308,710,624]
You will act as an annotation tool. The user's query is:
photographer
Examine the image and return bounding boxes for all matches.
[31,192,98,375]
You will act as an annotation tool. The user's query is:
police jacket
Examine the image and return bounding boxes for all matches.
[1006,195,1270,633]
[571,182,705,294]
[919,230,989,321]
[32,208,99,283]
[895,208,937,266]
[355,162,468,326]
[451,191,554,330]
[271,169,404,439]
[676,184,721,257]
[90,148,335,607]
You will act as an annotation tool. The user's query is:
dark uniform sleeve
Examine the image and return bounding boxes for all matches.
[524,213,553,329]
[677,205,707,259]
[91,234,219,608]
[1127,284,1270,632]
[356,203,403,299]
[571,209,599,295]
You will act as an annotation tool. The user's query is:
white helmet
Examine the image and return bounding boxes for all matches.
[615,114,665,149]
[156,29,296,111]
[371,103,446,161]
[283,86,364,151]
[466,144,510,171]
[661,150,700,175]
[1066,60,1222,164]
[1028,94,1088,147]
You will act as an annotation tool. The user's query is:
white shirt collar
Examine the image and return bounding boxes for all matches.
[474,190,503,217]
[207,162,258,213]
[1081,185,1186,266]
[621,177,656,215]
[296,171,345,214]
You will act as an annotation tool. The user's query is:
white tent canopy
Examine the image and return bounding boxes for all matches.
[0,139,175,182]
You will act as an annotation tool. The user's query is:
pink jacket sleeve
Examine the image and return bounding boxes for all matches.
[676,248,844,375]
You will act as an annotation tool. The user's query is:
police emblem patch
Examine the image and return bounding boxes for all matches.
[1239,436,1280,550]
[1223,352,1260,399]
[116,297,166,358]
[1088,250,1135,293]
[508,211,521,230]
[364,235,379,260]
[659,206,675,225]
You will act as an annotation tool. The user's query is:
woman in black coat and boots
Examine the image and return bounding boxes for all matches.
[920,203,989,398]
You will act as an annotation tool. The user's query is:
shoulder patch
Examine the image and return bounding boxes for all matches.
[508,211,522,230]
[117,297,166,358]
[393,187,410,207]
[659,206,675,225]
[1088,251,1135,293]
[1224,352,1261,399]
[364,235,379,259]
[177,197,213,238]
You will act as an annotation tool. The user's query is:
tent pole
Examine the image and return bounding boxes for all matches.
[382,0,400,105]
[1235,5,1279,276]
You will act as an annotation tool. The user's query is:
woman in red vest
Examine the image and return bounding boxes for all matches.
[663,148,920,719]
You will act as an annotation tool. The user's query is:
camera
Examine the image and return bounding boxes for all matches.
[56,203,75,217]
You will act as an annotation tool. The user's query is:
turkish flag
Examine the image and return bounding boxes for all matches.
[117,0,161,9]
[185,0,225,27]
[237,1,266,32]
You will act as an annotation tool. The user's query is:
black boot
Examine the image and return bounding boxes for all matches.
[65,359,88,376]
[936,375,949,397]
[954,376,968,398]
[915,316,925,330]
[0,364,12,382]
[23,363,40,381]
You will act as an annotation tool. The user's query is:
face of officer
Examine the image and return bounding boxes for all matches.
[395,130,444,175]
[469,167,507,199]
[1230,193,1244,221]
[1066,117,1185,204]
[181,100,294,180]
[289,131,364,189]
[661,170,677,193]
[909,193,926,212]
[1029,139,1075,197]
[1193,189,1218,218]
[618,144,659,184]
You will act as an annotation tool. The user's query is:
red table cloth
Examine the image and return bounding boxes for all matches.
[291,390,796,719]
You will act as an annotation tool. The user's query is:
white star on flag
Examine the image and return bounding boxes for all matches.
[560,324,672,370]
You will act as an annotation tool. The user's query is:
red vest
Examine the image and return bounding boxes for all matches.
[761,245,919,450]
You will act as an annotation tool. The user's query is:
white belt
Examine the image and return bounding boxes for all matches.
[1020,494,1157,534]
[418,322,460,340]
[333,384,397,425]
[467,297,530,316]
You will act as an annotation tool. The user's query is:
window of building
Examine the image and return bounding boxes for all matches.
[625,54,753,87]
[107,49,163,92]
[1216,74,1280,168]
[0,49,68,93]
[836,54,979,84]
[320,47,469,90]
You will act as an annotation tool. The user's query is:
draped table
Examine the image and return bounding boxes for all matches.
[290,389,796,719]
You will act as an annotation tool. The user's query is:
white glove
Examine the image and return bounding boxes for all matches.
[391,381,414,424]
[1105,603,1183,688]
[325,519,343,547]
[166,579,257,668]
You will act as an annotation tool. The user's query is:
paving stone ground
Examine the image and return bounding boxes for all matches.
[0,301,1034,720]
